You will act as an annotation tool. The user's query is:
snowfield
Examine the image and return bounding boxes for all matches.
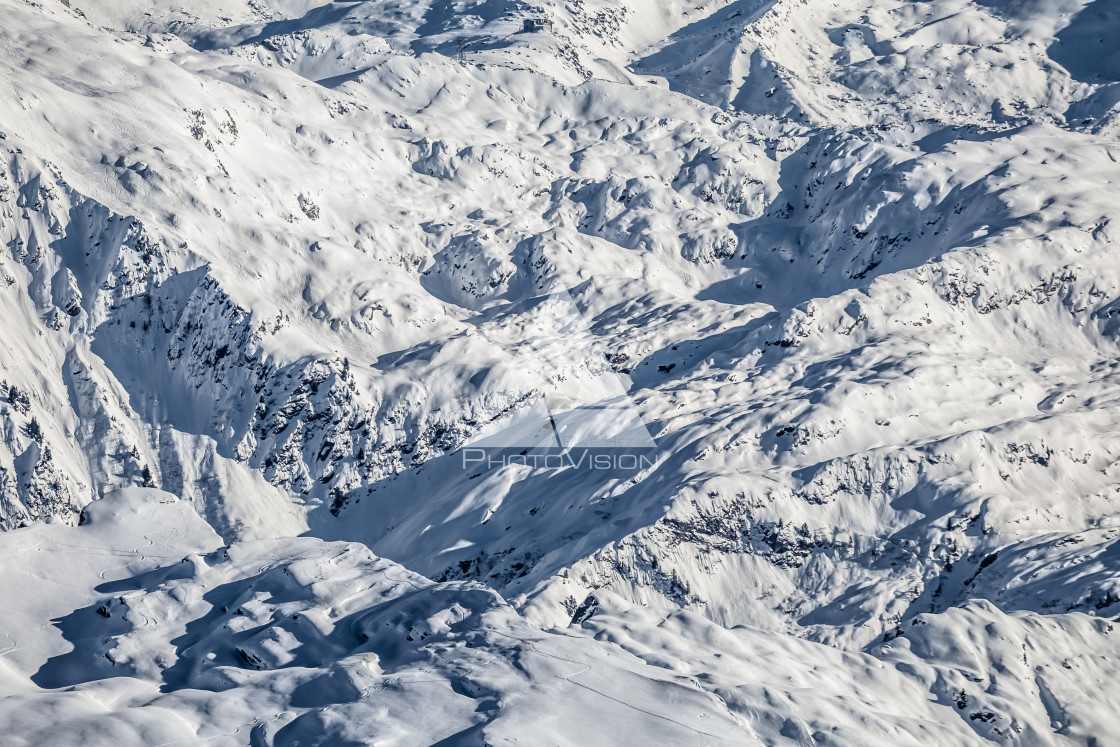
[1,0,1120,743]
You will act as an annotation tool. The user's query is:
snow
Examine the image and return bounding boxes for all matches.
[0,0,1119,742]
[0,490,757,745]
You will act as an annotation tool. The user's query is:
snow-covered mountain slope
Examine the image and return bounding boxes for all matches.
[0,490,758,745]
[2,0,1120,742]
[7,489,1117,745]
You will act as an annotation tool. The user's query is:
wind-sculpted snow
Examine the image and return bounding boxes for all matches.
[1,0,1120,742]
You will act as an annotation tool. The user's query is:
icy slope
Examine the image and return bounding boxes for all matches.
[1,0,1120,742]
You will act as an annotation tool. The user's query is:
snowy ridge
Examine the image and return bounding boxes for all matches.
[0,0,1119,742]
